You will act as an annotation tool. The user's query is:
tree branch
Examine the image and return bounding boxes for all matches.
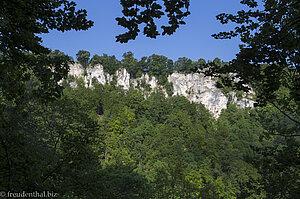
[269,101,300,126]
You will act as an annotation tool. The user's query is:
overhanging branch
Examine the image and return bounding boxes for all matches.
[269,101,300,126]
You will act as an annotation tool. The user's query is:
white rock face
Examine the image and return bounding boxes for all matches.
[67,64,255,117]
[230,91,256,109]
[116,68,131,90]
[168,72,228,117]
[87,64,107,86]
[69,63,84,77]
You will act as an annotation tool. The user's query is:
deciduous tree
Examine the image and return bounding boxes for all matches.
[116,0,191,43]
[0,0,93,102]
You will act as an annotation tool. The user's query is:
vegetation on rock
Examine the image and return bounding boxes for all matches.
[0,0,299,198]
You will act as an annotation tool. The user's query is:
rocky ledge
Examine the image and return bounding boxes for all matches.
[67,63,255,117]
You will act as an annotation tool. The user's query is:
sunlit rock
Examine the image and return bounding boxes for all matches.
[67,64,255,117]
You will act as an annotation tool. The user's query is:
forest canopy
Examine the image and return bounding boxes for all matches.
[0,0,299,198]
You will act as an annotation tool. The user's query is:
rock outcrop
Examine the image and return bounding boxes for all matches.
[67,63,255,117]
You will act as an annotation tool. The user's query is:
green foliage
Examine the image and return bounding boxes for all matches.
[147,54,169,76]
[145,54,174,86]
[2,0,299,197]
[98,165,152,199]
[116,0,190,43]
[174,57,195,73]
[82,52,211,92]
[140,79,151,92]
[0,2,94,195]
[121,52,139,78]
[251,138,300,198]
[194,58,207,70]
[165,82,174,97]
[212,0,299,111]
[49,49,74,62]
[0,0,93,103]
[76,50,91,68]
[2,78,299,198]
[91,53,121,75]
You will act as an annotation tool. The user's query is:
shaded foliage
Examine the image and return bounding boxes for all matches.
[116,0,191,43]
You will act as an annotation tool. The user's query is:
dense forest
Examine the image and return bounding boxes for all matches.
[1,0,299,198]
[1,51,299,198]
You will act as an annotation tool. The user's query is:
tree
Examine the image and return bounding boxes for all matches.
[147,54,168,75]
[49,49,74,62]
[207,2,300,196]
[121,52,139,78]
[211,0,299,121]
[194,58,206,69]
[116,0,191,43]
[1,0,94,194]
[90,54,102,66]
[0,0,93,102]
[174,57,194,73]
[90,54,121,75]
[250,138,300,198]
[76,50,91,68]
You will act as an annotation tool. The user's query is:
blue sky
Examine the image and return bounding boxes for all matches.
[41,0,251,62]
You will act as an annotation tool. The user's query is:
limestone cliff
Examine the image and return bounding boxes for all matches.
[67,63,255,117]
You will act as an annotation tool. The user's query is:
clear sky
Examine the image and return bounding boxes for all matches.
[41,0,250,62]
